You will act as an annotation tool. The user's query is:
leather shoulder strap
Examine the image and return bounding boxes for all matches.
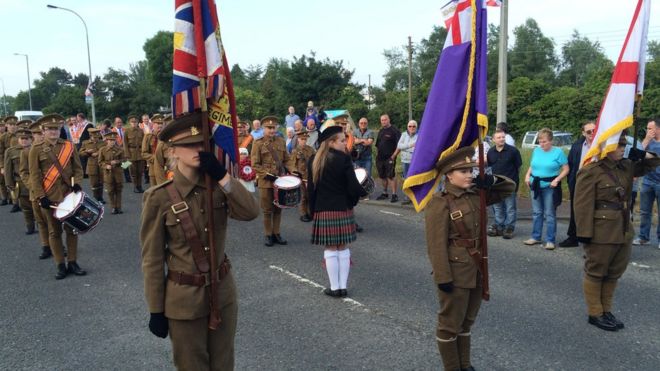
[266,140,285,174]
[445,195,471,240]
[164,182,210,273]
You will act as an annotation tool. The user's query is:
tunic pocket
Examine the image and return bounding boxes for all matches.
[448,245,470,264]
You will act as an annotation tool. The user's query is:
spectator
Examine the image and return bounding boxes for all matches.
[140,113,152,133]
[99,119,112,136]
[284,106,300,130]
[634,119,660,247]
[305,118,319,149]
[76,113,92,147]
[251,119,264,140]
[496,121,515,146]
[304,101,318,125]
[352,117,374,177]
[487,129,523,238]
[375,114,401,203]
[559,121,596,248]
[397,120,418,205]
[523,128,569,250]
[293,119,303,133]
[286,127,295,153]
[60,118,72,141]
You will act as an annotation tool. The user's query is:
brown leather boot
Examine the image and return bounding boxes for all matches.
[437,337,461,371]
[457,333,472,370]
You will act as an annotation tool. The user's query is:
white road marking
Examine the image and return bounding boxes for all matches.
[269,265,369,311]
[630,262,651,269]
[379,210,402,217]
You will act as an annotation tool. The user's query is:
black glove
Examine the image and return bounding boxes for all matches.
[72,184,82,193]
[473,174,495,189]
[577,237,592,244]
[627,147,647,162]
[264,173,278,182]
[148,312,169,338]
[198,151,227,181]
[438,282,454,293]
[39,197,52,210]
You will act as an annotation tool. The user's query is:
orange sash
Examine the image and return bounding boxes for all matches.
[42,142,74,193]
[240,135,253,149]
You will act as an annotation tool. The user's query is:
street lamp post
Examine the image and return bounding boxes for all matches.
[0,78,8,116]
[47,4,96,124]
[13,53,33,111]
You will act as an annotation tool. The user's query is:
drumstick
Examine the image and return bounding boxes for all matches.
[71,176,75,187]
[50,205,72,213]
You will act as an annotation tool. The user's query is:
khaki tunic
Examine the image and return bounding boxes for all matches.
[574,157,660,281]
[153,141,171,185]
[20,148,49,246]
[5,145,34,228]
[293,144,315,215]
[425,177,514,338]
[123,126,144,161]
[0,132,18,169]
[142,133,159,179]
[99,145,126,209]
[78,139,104,176]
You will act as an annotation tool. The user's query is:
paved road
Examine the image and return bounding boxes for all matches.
[1,184,659,370]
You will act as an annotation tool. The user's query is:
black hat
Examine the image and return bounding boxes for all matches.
[318,120,343,144]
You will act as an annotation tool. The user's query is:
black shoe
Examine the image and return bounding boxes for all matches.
[0,199,7,206]
[97,198,106,204]
[603,312,624,329]
[9,204,20,213]
[264,235,274,247]
[390,194,399,203]
[136,187,144,193]
[300,214,312,222]
[588,315,618,331]
[55,263,68,280]
[272,234,287,245]
[559,237,579,248]
[323,288,342,297]
[116,209,123,214]
[111,208,118,214]
[376,193,389,201]
[502,227,514,239]
[340,289,347,297]
[25,225,36,235]
[462,367,476,371]
[487,225,502,237]
[356,224,364,233]
[67,261,87,276]
[39,246,52,260]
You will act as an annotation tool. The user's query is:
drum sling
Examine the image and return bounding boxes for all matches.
[43,142,74,193]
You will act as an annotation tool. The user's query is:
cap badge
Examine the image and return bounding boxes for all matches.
[191,126,200,136]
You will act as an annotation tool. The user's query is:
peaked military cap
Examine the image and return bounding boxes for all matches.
[261,116,279,128]
[158,111,204,145]
[37,114,65,129]
[4,116,18,124]
[436,146,478,175]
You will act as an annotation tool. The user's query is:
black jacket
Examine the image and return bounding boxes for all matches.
[307,149,367,214]
[567,136,586,192]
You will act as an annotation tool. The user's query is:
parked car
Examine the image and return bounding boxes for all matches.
[14,110,44,122]
[521,130,573,150]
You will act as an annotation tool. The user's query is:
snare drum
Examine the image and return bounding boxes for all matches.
[273,176,302,208]
[53,192,104,234]
[354,168,375,195]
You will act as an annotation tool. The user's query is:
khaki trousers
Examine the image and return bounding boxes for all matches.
[32,200,50,246]
[129,160,145,189]
[41,208,78,264]
[104,168,124,209]
[259,188,281,235]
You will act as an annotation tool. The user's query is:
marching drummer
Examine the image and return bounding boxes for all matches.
[5,126,35,234]
[99,131,127,214]
[293,129,315,222]
[28,114,85,279]
[251,115,295,246]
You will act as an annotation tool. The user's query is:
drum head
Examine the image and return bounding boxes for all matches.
[274,175,302,189]
[354,168,367,183]
[54,192,83,219]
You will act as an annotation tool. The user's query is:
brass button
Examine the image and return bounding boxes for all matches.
[200,209,205,214]
[204,246,210,251]
[176,218,180,223]
[204,228,208,232]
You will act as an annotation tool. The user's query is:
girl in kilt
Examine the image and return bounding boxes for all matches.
[307,122,367,297]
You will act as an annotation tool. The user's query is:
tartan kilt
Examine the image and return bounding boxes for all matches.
[311,210,356,246]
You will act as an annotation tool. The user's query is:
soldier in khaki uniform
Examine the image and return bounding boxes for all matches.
[79,128,105,203]
[251,116,295,246]
[0,116,20,206]
[28,114,85,279]
[292,130,315,222]
[142,114,164,187]
[140,111,259,371]
[5,127,35,233]
[124,115,145,193]
[574,134,660,331]
[21,121,52,259]
[425,146,515,371]
[99,132,127,214]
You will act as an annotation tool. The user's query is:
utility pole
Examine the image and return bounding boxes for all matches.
[0,78,7,115]
[368,74,373,109]
[407,36,413,122]
[496,0,508,124]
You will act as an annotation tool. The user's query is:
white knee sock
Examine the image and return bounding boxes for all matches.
[338,249,351,290]
[324,250,340,290]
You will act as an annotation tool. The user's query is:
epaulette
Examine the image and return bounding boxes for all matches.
[583,161,600,170]
[149,179,173,191]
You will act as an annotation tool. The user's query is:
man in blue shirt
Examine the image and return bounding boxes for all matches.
[284,106,300,130]
[634,119,660,248]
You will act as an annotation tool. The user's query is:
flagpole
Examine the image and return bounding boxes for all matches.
[199,77,221,330]
[477,137,490,301]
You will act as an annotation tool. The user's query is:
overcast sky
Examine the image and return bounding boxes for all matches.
[1,0,659,99]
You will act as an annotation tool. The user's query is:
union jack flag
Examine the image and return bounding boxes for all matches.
[443,0,500,31]
[172,0,239,164]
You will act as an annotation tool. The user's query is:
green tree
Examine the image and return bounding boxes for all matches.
[558,31,611,87]
[509,18,557,84]
[143,31,174,95]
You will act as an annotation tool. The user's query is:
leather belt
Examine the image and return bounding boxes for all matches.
[595,200,623,210]
[167,256,231,287]
[450,238,477,248]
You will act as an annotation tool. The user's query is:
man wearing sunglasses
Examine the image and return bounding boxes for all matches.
[559,121,596,248]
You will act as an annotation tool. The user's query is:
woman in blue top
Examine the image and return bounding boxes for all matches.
[523,128,569,250]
